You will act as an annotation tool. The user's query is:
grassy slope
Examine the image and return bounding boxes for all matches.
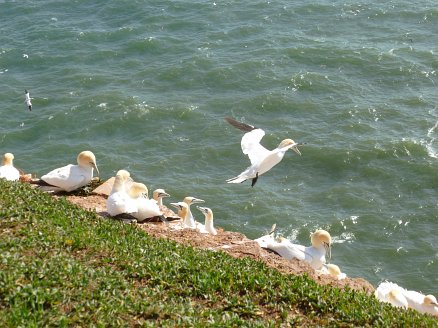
[0,180,437,327]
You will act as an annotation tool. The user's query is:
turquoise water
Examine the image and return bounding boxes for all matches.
[1,1,437,293]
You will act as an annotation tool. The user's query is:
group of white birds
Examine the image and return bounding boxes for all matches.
[1,116,437,316]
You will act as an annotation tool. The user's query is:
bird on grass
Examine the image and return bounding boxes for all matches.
[225,117,303,187]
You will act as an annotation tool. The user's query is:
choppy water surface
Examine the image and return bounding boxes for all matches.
[1,1,437,293]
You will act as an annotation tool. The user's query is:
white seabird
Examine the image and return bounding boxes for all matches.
[153,188,178,219]
[375,282,409,309]
[375,281,438,315]
[106,170,137,216]
[182,196,204,228]
[255,229,332,270]
[196,206,217,235]
[24,89,32,111]
[225,117,303,187]
[128,183,168,224]
[317,263,347,280]
[0,153,20,181]
[40,150,99,192]
[403,289,438,316]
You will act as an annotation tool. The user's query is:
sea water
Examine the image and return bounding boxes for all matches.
[1,0,437,294]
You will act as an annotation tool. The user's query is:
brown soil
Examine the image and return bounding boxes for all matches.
[64,192,374,295]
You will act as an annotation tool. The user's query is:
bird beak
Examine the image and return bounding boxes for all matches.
[291,146,301,156]
[91,162,99,176]
[192,198,205,204]
[196,206,206,213]
[159,192,170,198]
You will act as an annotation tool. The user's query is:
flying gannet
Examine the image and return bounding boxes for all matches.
[255,229,332,270]
[225,117,303,187]
[106,170,137,216]
[128,183,168,224]
[40,150,99,192]
[182,196,204,228]
[24,89,32,111]
[0,153,20,181]
[196,206,217,235]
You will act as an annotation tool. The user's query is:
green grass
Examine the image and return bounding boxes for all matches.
[0,180,437,327]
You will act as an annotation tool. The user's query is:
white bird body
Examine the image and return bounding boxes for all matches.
[41,151,98,192]
[106,170,137,216]
[375,281,438,315]
[317,264,347,280]
[197,206,217,235]
[0,153,20,181]
[403,290,438,316]
[375,282,409,309]
[128,183,163,222]
[225,117,302,187]
[255,229,331,270]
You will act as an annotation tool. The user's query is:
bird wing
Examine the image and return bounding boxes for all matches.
[225,117,256,132]
[241,129,270,165]
[267,240,306,261]
[41,164,86,192]
[225,117,271,165]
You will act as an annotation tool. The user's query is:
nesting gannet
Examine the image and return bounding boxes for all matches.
[225,117,303,187]
[254,224,277,248]
[0,153,20,181]
[106,170,137,216]
[24,89,32,111]
[170,201,190,228]
[128,183,168,224]
[256,229,331,270]
[196,206,217,235]
[40,150,99,192]
[375,281,438,315]
[153,189,178,219]
[403,290,438,316]
[317,263,347,280]
[182,196,204,228]
[375,282,409,309]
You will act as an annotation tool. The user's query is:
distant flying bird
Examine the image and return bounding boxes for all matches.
[24,90,32,111]
[225,117,303,187]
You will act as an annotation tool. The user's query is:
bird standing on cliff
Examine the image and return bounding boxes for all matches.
[225,117,303,187]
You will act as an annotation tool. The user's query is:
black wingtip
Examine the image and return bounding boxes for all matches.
[251,172,259,187]
[225,117,256,132]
